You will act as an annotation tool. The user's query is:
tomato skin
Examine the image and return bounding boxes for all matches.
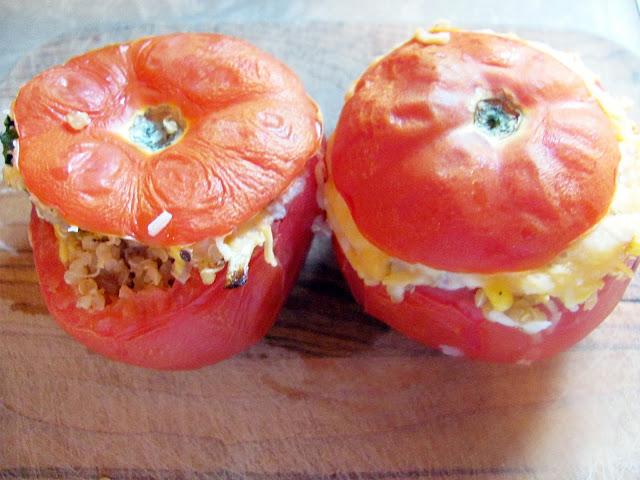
[29,158,320,370]
[334,238,634,363]
[330,31,619,274]
[16,33,322,246]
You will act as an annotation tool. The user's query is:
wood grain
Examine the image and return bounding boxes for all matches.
[1,23,640,480]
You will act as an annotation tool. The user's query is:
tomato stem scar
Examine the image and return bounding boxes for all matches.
[129,104,185,152]
[474,96,522,138]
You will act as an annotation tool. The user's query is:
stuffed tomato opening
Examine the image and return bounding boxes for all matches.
[42,172,308,312]
[28,157,320,370]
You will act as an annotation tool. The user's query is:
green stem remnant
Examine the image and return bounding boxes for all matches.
[129,105,185,152]
[1,116,18,166]
[474,96,522,139]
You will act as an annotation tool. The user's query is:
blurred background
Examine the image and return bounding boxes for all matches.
[1,0,639,79]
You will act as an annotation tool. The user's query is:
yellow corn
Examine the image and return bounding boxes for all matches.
[483,279,514,312]
[168,246,186,276]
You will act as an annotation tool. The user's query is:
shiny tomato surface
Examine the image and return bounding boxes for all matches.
[330,29,620,273]
[15,33,322,246]
[335,239,633,362]
[30,160,320,370]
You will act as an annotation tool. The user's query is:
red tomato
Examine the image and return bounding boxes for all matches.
[330,30,619,273]
[334,238,635,363]
[15,33,321,246]
[327,28,633,362]
[30,159,320,370]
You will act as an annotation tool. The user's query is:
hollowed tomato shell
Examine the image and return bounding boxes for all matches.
[335,238,635,363]
[29,158,320,370]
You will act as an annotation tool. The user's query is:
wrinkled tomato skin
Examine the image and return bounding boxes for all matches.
[330,31,620,274]
[334,238,634,363]
[16,33,322,247]
[30,158,320,370]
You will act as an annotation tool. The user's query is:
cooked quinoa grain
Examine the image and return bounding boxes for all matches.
[49,175,307,311]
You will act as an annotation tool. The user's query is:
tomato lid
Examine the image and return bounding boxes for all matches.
[14,33,322,245]
[330,28,620,273]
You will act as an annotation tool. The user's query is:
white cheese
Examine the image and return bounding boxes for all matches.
[147,210,172,237]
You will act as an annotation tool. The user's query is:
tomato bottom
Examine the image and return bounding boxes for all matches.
[30,158,320,370]
[334,237,635,363]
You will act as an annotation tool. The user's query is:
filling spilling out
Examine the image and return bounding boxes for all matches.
[2,117,305,312]
[323,40,640,336]
[51,210,272,311]
[42,174,304,311]
[2,97,308,312]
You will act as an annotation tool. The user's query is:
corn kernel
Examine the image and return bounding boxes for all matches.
[483,280,514,312]
[168,246,186,275]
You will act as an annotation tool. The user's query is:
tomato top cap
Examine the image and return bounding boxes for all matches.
[330,27,620,273]
[14,33,323,246]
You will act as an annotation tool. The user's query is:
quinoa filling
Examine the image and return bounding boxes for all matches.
[47,175,306,311]
[2,111,308,312]
[55,227,224,311]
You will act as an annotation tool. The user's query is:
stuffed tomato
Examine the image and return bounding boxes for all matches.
[3,33,323,369]
[322,25,640,363]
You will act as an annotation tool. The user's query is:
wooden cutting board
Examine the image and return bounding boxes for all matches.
[1,23,640,480]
